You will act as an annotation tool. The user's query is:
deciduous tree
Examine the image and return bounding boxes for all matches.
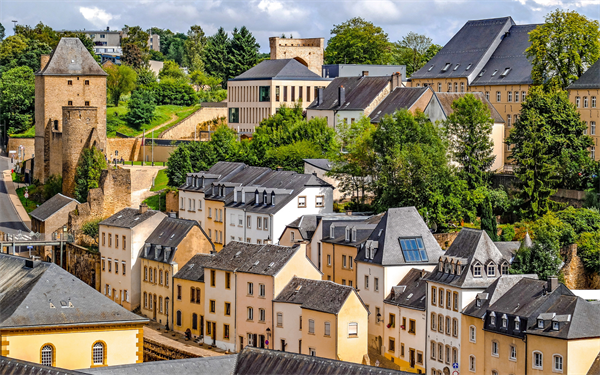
[126,89,156,129]
[325,17,391,65]
[185,25,207,71]
[74,147,107,203]
[0,66,36,134]
[122,26,150,68]
[105,64,137,106]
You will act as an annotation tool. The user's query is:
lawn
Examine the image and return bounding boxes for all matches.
[9,126,36,138]
[151,169,169,192]
[16,185,42,213]
[107,104,200,138]
[143,191,167,211]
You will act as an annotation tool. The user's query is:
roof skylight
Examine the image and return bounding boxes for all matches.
[491,69,498,77]
[500,67,511,77]
[399,237,428,262]
[478,69,486,77]
[428,65,434,72]
[453,64,460,71]
[465,63,472,71]
[442,63,452,72]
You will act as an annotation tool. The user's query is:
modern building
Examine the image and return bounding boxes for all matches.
[0,253,147,369]
[568,59,599,161]
[273,277,369,363]
[140,217,214,328]
[227,59,331,135]
[322,64,406,79]
[99,205,166,311]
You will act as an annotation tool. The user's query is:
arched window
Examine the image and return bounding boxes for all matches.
[469,325,476,342]
[41,344,54,366]
[144,266,148,281]
[473,262,482,277]
[159,296,163,313]
[154,268,157,283]
[487,262,496,277]
[165,272,169,286]
[144,292,147,308]
[92,342,105,365]
[553,354,563,372]
[176,310,182,326]
[533,351,543,369]
[469,355,476,372]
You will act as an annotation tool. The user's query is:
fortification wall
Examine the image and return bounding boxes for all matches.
[66,243,101,291]
[6,138,35,162]
[269,37,325,75]
[107,138,143,161]
[159,106,227,139]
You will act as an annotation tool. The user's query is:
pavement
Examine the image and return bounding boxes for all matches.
[0,156,31,235]
[143,320,228,357]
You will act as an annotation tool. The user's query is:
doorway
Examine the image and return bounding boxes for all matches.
[410,349,416,368]
[153,296,157,320]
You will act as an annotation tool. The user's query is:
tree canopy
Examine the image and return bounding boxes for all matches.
[228,26,260,81]
[73,147,108,203]
[105,64,137,107]
[325,17,391,65]
[0,66,36,134]
[203,27,230,83]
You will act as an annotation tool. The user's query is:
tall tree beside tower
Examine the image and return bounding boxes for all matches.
[203,27,230,84]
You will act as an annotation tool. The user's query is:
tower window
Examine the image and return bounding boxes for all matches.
[85,80,90,85]
[68,80,72,86]
[68,101,73,106]
[85,101,90,106]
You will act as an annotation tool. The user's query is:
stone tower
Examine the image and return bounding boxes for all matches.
[34,38,107,195]
[269,37,324,76]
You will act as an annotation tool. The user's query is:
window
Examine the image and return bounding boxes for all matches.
[432,286,437,305]
[469,325,476,342]
[508,91,513,102]
[515,317,521,331]
[473,263,482,277]
[538,319,544,329]
[299,316,303,330]
[591,121,596,135]
[210,270,216,287]
[342,255,347,268]
[108,234,112,247]
[431,341,436,359]
[492,341,499,357]
[67,80,73,86]
[501,263,509,275]
[364,275,369,289]
[264,217,269,230]
[291,86,296,101]
[446,316,451,335]
[454,82,458,92]
[225,272,231,289]
[431,313,437,330]
[290,231,295,242]
[68,100,73,106]
[460,82,465,92]
[224,324,230,339]
[298,196,306,207]
[247,307,254,320]
[309,319,315,334]
[439,289,444,308]
[417,351,423,364]
[115,235,119,249]
[507,114,511,127]
[399,237,428,262]
[41,345,54,366]
[533,351,543,369]
[84,80,89,86]
[576,96,581,107]
[283,86,288,101]
[260,308,266,322]
[502,315,508,328]
[488,263,496,276]
[259,283,266,297]
[409,319,416,334]
[225,302,231,316]
[553,355,563,372]
[108,259,112,273]
[277,312,283,327]
[210,300,216,313]
[491,312,496,326]
[592,96,597,108]
[469,355,476,372]
[510,345,517,360]
[438,343,443,362]
[515,91,519,102]
[324,322,331,336]
[388,338,395,352]
[452,318,458,337]
[229,108,239,123]
[85,101,90,106]
[247,282,254,295]
[388,313,395,328]
[438,83,442,92]
[497,92,501,102]
[259,86,270,102]
[584,96,589,108]
[306,86,311,102]
[177,285,182,300]
[144,292,148,308]
[486,91,490,101]
[165,272,169,287]
[348,322,358,337]
[159,270,162,285]
[447,83,452,92]
[190,287,196,302]
[374,277,379,292]
[349,256,353,269]
[453,292,458,311]
[315,195,324,207]
[446,290,451,309]
[309,348,316,356]
[438,315,443,333]
[453,347,458,364]
[522,91,527,101]
[592,147,596,160]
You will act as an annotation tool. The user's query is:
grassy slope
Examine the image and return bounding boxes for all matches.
[150,169,169,191]
[107,104,199,138]
[16,185,42,213]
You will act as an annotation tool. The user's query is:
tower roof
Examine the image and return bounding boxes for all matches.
[37,38,107,76]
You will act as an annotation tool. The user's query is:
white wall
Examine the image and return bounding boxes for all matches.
[178,190,205,226]
[306,109,336,128]
[356,262,386,347]
[273,302,303,353]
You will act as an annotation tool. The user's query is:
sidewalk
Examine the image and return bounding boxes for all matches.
[2,170,31,229]
[143,320,227,358]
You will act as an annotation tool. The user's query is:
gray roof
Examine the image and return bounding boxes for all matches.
[29,193,78,222]
[369,87,431,123]
[304,158,333,172]
[173,254,215,282]
[234,347,412,375]
[100,207,162,229]
[493,241,521,262]
[274,277,363,315]
[463,274,538,318]
[286,215,319,241]
[356,207,443,266]
[230,59,328,81]
[204,242,306,276]
[431,92,505,123]
[470,24,538,86]
[426,228,510,288]
[384,268,431,310]
[0,253,147,329]
[37,38,107,76]
[411,17,514,82]
[82,355,238,375]
[181,162,248,192]
[307,76,391,111]
[0,356,86,375]
[322,220,379,248]
[568,58,600,90]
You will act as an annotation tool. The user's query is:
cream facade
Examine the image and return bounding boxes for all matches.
[569,88,599,161]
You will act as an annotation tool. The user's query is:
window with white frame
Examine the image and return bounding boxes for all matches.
[431,341,436,359]
[41,345,54,366]
[257,217,262,229]
[238,215,243,226]
[259,283,265,297]
[277,312,283,327]
[316,195,324,207]
[497,91,501,102]
[348,322,358,336]
[298,196,306,207]
[487,263,496,276]
[510,345,516,360]
[247,282,254,295]
[324,322,331,336]
[309,348,316,356]
[469,325,476,342]
[309,319,315,334]
[247,307,254,320]
[259,308,266,322]
[469,355,476,372]
[264,217,269,231]
[533,351,543,369]
[473,263,482,277]
[508,91,512,102]
[93,342,105,365]
[591,121,596,135]
[491,341,499,357]
[553,354,563,372]
[364,275,369,289]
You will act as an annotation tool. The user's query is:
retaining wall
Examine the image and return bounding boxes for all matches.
[159,105,227,139]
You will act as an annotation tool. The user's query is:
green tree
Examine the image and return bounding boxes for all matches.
[122,26,150,68]
[0,35,52,74]
[211,125,241,162]
[136,66,157,86]
[0,66,36,134]
[267,140,323,173]
[394,32,433,76]
[325,17,391,65]
[0,23,5,41]
[203,27,230,83]
[185,25,207,71]
[122,43,144,69]
[126,90,156,129]
[166,37,186,66]
[158,60,186,81]
[507,87,593,218]
[150,27,175,56]
[577,231,600,273]
[43,174,63,201]
[443,93,495,189]
[74,147,107,202]
[149,50,165,61]
[480,196,498,241]
[15,22,58,47]
[228,26,260,81]
[166,145,193,186]
[81,218,102,248]
[527,9,600,89]
[105,64,137,106]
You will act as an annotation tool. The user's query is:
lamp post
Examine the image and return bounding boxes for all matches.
[376,312,383,323]
[60,225,67,268]
[165,296,170,331]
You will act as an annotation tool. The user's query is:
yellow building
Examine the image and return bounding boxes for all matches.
[0,253,147,370]
[568,59,600,161]
[273,277,369,364]
[140,217,214,328]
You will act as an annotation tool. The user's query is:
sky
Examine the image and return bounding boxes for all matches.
[1,0,598,53]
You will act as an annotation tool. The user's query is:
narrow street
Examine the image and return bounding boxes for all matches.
[0,156,30,235]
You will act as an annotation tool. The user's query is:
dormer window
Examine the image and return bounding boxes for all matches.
[330,225,335,239]
[487,263,496,277]
[501,314,507,328]
[351,228,357,242]
[263,192,267,204]
[490,312,496,326]
[501,262,509,275]
[453,63,460,71]
[345,227,350,241]
[220,186,224,196]
[537,319,544,329]
[442,63,451,72]
[553,321,559,330]
[428,65,434,71]
[456,262,462,276]
[271,192,276,206]
[444,261,451,273]
[514,317,520,331]
[473,263,482,277]
[476,298,482,307]
[439,261,444,272]
[255,191,259,204]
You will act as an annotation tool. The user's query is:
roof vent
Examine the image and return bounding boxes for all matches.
[253,260,260,266]
[24,259,35,269]
[268,262,275,267]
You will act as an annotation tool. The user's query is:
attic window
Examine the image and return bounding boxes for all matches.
[330,225,335,239]
[428,65,434,72]
[351,228,357,242]
[500,67,511,77]
[399,237,428,262]
[478,69,486,77]
[476,298,482,307]
[453,64,460,71]
[465,64,472,71]
[295,285,302,292]
[491,69,498,77]
[268,262,275,267]
[553,321,559,330]
[442,63,452,72]
[537,319,544,329]
[253,261,260,266]
[271,192,276,206]
[263,192,268,204]
[345,227,350,241]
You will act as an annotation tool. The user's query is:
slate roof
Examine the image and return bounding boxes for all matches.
[181,162,247,192]
[203,242,307,276]
[425,228,510,289]
[100,207,162,228]
[568,58,600,90]
[29,193,79,222]
[493,241,521,262]
[234,347,412,375]
[230,59,328,81]
[306,76,391,111]
[173,254,215,282]
[369,87,431,123]
[470,24,538,86]
[384,268,431,311]
[463,274,538,318]
[411,17,514,82]
[432,92,505,123]
[322,221,378,247]
[286,215,319,241]
[356,207,443,266]
[0,253,147,329]
[0,356,86,375]
[83,355,238,375]
[304,158,333,172]
[37,38,107,76]
[274,277,363,315]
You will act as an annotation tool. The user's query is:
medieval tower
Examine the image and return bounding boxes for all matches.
[34,38,107,196]
[269,37,324,76]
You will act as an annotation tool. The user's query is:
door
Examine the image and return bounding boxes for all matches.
[211,322,216,345]
[200,315,204,336]
[153,296,157,320]
[259,335,265,348]
[281,339,286,352]
[410,349,416,368]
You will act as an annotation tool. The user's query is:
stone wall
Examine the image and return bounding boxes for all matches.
[6,138,35,162]
[106,138,143,161]
[159,106,227,139]
[561,244,600,290]
[269,37,324,75]
[65,243,101,291]
[166,190,179,213]
[143,338,200,361]
[552,189,586,209]
[433,232,459,250]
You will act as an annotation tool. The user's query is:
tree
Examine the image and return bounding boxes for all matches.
[185,25,207,71]
[122,26,150,68]
[0,66,36,134]
[480,196,498,241]
[149,50,165,61]
[73,147,107,202]
[203,27,230,83]
[136,66,157,86]
[443,93,495,189]
[422,44,442,63]
[527,9,600,89]
[325,17,391,65]
[507,87,593,218]
[15,22,58,47]
[577,231,600,273]
[43,174,63,201]
[81,219,102,249]
[122,43,144,69]
[158,60,186,81]
[0,23,5,41]
[166,37,186,66]
[126,90,156,129]
[228,26,260,80]
[267,140,323,173]
[0,35,52,74]
[166,144,193,186]
[105,64,137,106]
[396,32,433,75]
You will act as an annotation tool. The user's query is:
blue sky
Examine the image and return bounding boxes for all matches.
[1,0,598,52]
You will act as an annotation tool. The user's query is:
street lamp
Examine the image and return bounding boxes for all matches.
[165,296,170,331]
[376,312,383,323]
[266,327,271,349]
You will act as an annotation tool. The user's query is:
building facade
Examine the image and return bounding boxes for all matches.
[568,59,600,161]
[269,37,324,75]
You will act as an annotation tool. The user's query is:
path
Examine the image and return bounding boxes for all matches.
[0,156,31,235]
[140,113,178,138]
[120,164,166,208]
[143,320,227,357]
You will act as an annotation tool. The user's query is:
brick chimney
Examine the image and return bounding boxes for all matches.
[317,88,324,106]
[40,54,51,71]
[338,86,346,106]
[392,72,403,90]
[139,203,148,214]
[548,276,559,292]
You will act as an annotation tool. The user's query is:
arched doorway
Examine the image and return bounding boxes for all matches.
[293,57,309,67]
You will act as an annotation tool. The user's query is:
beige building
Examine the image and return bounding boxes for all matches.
[227,59,331,134]
[0,253,147,369]
[140,217,214,328]
[99,205,165,311]
[269,37,324,75]
[568,59,599,161]
[273,277,369,364]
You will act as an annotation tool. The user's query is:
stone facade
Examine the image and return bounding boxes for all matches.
[433,231,459,250]
[561,244,600,290]
[269,37,324,75]
[65,242,101,291]
[106,138,143,162]
[158,105,227,139]
[166,190,179,213]
[6,138,35,162]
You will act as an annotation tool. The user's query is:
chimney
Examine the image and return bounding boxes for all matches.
[107,26,110,31]
[139,203,148,214]
[362,71,369,77]
[548,276,559,292]
[164,247,171,262]
[241,190,246,204]
[40,55,51,71]
[392,72,403,90]
[338,86,346,106]
[317,88,324,106]
[276,166,283,171]
[168,211,177,218]
[144,243,150,257]
[155,245,162,260]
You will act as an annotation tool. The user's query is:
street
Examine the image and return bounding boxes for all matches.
[0,156,30,235]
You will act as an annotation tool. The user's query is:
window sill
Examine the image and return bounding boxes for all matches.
[348,335,358,339]
[509,358,517,362]
[491,354,499,358]
[90,364,108,368]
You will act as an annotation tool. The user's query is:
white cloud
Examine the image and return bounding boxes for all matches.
[79,6,119,28]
